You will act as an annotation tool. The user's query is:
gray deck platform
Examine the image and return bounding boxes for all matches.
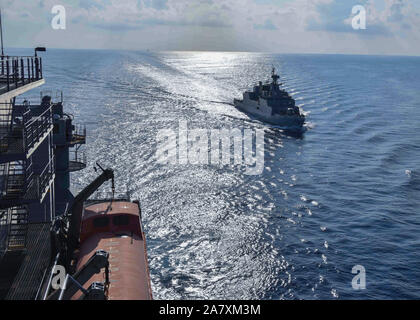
[0,222,51,300]
[0,79,45,100]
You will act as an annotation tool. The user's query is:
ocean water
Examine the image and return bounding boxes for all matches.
[13,48,420,299]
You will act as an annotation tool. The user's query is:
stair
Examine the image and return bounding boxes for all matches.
[1,162,27,201]
[0,103,13,153]
[7,207,28,251]
[4,175,25,199]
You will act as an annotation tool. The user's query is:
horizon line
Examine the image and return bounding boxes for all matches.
[5,46,420,58]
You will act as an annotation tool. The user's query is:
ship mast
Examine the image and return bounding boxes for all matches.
[0,8,4,57]
[271,67,280,85]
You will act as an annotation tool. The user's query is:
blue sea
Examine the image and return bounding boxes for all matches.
[13,48,420,299]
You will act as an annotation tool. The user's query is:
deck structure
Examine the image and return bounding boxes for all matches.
[0,52,86,299]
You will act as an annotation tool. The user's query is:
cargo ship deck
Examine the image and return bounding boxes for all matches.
[0,223,50,300]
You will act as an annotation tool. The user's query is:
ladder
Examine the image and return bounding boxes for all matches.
[0,102,13,153]
[2,160,31,200]
[7,206,28,251]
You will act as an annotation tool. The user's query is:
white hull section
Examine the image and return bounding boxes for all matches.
[234,99,304,127]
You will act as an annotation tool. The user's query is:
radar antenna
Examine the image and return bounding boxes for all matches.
[271,67,280,85]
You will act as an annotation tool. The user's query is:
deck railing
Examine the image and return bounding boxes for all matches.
[71,124,86,145]
[69,149,87,172]
[0,55,43,94]
[0,102,53,155]
[23,104,53,152]
[0,155,55,205]
[0,207,9,256]
[0,159,34,201]
[37,155,55,197]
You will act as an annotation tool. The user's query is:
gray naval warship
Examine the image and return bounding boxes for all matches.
[234,68,305,128]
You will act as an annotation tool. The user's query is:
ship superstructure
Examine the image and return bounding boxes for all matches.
[0,49,58,298]
[0,16,152,300]
[0,50,89,298]
[234,68,305,127]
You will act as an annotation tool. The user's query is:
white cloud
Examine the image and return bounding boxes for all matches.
[1,0,419,55]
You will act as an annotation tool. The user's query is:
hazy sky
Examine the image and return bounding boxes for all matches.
[1,0,419,55]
